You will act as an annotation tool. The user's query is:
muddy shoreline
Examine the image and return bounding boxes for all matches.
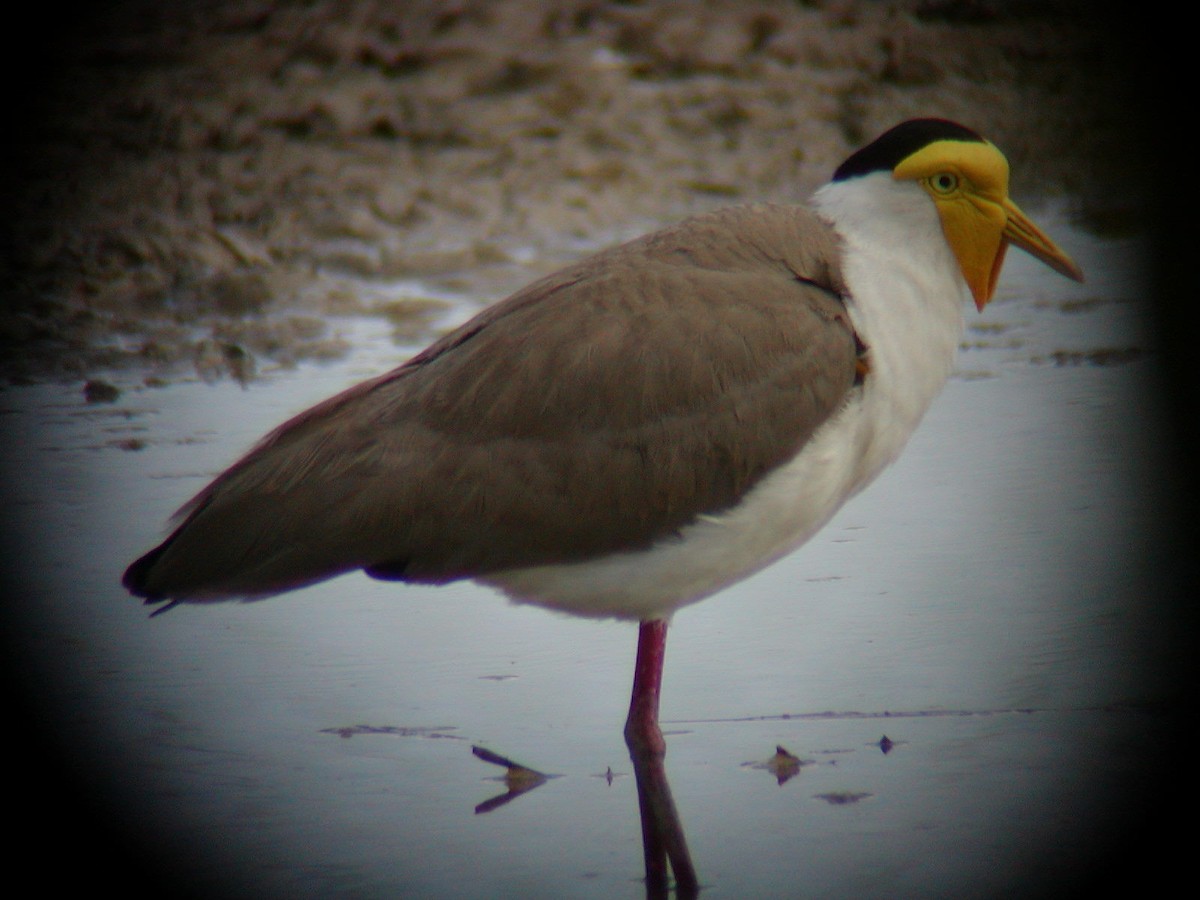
[1,1,1142,384]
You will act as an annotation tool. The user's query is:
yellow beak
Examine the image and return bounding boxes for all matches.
[1000,197,1085,296]
[941,194,1084,312]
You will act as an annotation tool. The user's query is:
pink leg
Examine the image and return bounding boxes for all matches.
[624,619,699,894]
[624,618,668,758]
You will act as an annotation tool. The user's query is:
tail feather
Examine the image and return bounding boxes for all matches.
[120,498,364,604]
[122,541,172,601]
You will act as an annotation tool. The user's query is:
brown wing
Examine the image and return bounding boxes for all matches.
[125,204,860,601]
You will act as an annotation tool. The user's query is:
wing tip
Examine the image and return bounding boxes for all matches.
[123,543,165,597]
[123,542,182,619]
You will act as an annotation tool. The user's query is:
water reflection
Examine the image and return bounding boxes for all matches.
[628,741,698,899]
[473,617,700,896]
[471,733,699,897]
[471,744,552,814]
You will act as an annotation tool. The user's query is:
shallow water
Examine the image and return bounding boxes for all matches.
[3,206,1178,896]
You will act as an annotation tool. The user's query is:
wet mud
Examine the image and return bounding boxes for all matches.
[2,0,1139,384]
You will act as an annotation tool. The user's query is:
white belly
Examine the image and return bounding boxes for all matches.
[481,390,868,620]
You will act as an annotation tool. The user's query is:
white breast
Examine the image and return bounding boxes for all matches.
[484,176,968,620]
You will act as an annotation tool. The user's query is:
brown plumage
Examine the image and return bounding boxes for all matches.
[124,203,860,604]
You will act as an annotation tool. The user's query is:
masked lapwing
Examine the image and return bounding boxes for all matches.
[124,119,1084,755]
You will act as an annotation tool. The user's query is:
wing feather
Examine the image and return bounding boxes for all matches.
[125,204,861,601]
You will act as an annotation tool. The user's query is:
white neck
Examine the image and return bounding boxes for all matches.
[812,173,968,434]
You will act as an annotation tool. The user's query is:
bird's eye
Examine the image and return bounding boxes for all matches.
[929,172,959,194]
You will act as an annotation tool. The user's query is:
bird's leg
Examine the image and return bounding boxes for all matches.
[624,619,699,895]
[624,618,668,758]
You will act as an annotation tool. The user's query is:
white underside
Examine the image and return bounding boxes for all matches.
[481,175,969,620]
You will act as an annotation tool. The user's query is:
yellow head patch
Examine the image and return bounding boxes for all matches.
[891,139,1081,308]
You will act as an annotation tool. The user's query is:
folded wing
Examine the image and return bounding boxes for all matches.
[124,204,860,602]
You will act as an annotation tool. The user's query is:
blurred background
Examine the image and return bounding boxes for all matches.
[0,0,1148,385]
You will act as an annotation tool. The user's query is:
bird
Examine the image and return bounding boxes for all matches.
[124,118,1083,757]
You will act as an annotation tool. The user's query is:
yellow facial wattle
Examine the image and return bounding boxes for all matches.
[893,139,1083,310]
